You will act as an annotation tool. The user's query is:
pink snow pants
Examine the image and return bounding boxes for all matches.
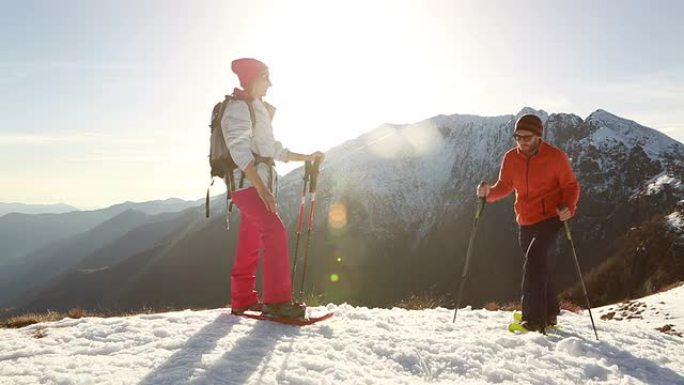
[230,187,292,308]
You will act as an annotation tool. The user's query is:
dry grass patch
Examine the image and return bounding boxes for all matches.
[482,302,521,311]
[1,311,66,329]
[396,294,450,310]
[560,300,584,313]
[499,302,520,311]
[1,306,179,329]
[658,280,684,293]
[67,307,87,319]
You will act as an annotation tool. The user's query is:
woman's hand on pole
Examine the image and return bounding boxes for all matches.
[308,151,325,163]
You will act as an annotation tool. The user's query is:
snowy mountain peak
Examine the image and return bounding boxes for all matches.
[515,106,549,121]
[585,109,652,135]
[586,109,648,133]
[588,108,621,120]
[582,109,683,161]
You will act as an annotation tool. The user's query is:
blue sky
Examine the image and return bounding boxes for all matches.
[1,0,683,208]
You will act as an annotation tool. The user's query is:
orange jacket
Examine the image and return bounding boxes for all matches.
[487,141,580,226]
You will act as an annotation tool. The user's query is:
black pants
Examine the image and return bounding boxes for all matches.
[519,217,562,327]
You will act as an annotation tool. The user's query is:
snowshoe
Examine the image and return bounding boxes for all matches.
[261,302,306,320]
[230,302,263,315]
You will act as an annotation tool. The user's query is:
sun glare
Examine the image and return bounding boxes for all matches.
[237,1,465,155]
[217,1,509,177]
[364,119,440,159]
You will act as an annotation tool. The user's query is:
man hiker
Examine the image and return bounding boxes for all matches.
[477,114,580,331]
[223,58,324,319]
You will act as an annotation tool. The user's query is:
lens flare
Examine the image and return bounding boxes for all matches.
[366,124,403,159]
[366,121,440,159]
[328,202,348,229]
[402,120,440,155]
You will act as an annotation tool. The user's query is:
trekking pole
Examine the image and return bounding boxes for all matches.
[557,204,599,341]
[291,161,312,289]
[298,158,321,302]
[453,194,487,323]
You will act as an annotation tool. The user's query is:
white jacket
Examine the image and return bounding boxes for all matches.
[221,99,290,191]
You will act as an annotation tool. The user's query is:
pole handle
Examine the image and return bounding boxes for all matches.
[475,181,488,219]
[309,158,321,193]
[557,203,573,240]
[304,161,312,182]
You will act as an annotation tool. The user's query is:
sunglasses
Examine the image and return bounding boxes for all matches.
[513,134,537,142]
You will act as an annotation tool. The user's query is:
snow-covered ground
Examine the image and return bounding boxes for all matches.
[595,284,684,338]
[2,286,683,385]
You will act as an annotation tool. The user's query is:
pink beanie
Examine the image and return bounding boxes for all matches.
[231,58,268,89]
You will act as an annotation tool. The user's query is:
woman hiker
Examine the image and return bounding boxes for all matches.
[222,58,324,319]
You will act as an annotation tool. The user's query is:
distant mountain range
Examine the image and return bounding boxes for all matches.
[0,198,201,264]
[0,202,79,216]
[2,108,682,317]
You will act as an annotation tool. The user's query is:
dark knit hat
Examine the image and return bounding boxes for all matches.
[515,114,543,136]
[231,58,268,89]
